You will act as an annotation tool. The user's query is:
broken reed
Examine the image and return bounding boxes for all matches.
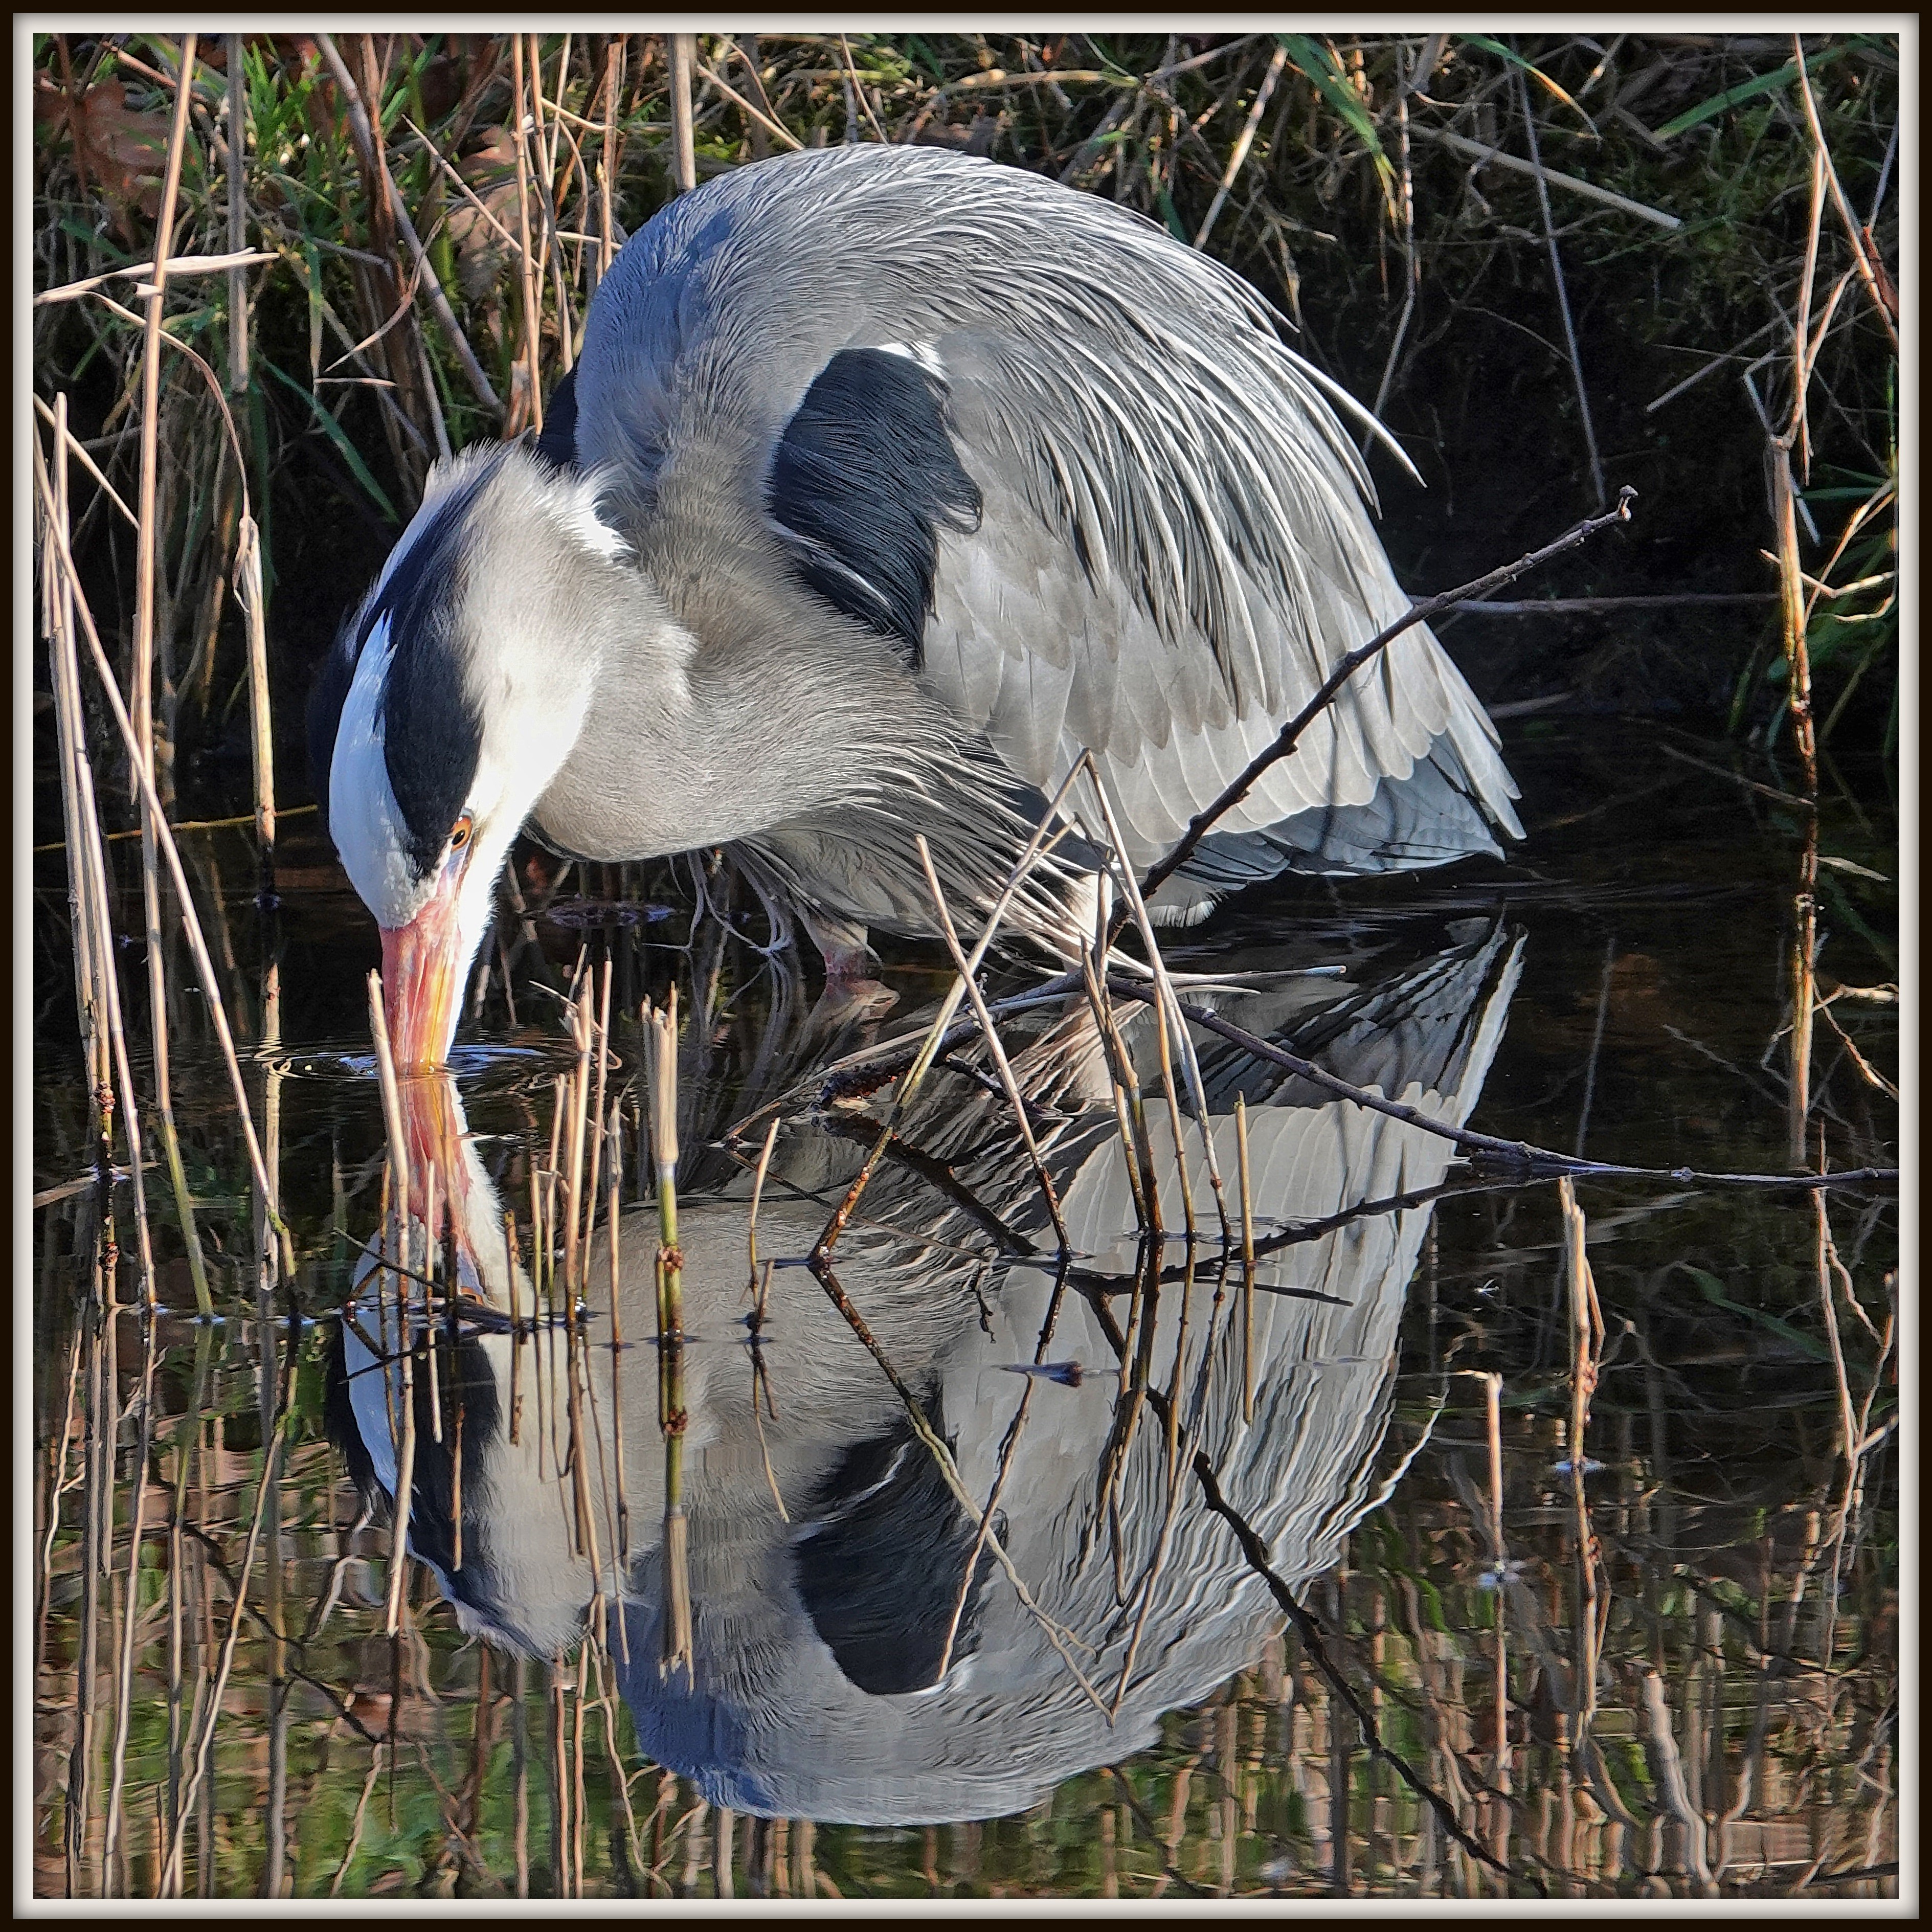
[641,985,693,1678]
[365,969,418,1636]
[537,959,632,1613]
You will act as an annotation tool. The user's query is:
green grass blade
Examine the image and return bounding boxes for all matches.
[1458,36,1589,125]
[1678,1266,1833,1362]
[261,358,400,523]
[1276,34,1391,185]
[1651,37,1876,139]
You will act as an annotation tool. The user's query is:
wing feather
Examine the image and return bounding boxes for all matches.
[573,143,1520,898]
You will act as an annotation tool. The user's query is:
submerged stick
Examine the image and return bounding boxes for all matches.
[1138,489,1637,901]
[745,1115,780,1294]
[102,1313,160,1880]
[606,1098,631,1570]
[1558,1176,1604,1750]
[1125,983,1895,1194]
[1237,1094,1255,1425]
[1558,1177,1604,1473]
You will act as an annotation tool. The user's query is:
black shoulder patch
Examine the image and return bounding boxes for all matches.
[534,368,578,470]
[768,346,982,665]
[791,1399,996,1695]
[368,475,490,878]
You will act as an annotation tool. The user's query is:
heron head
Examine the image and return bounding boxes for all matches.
[309,443,631,1067]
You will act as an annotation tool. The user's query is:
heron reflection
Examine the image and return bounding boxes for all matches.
[329,925,1521,1825]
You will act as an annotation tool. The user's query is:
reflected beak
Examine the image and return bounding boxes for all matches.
[379,873,466,1070]
[395,1068,488,1289]
[396,1066,469,1194]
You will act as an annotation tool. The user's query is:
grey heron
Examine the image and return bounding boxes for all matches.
[310,142,1521,1066]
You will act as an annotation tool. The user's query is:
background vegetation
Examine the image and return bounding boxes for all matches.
[31,29,1900,832]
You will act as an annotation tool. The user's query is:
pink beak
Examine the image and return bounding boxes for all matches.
[379,876,465,1071]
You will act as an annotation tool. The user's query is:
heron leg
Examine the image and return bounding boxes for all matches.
[800,909,874,982]
[799,907,898,1020]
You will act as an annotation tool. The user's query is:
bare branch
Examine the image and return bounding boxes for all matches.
[1139,488,1636,901]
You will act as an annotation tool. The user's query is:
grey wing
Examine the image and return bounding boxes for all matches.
[909,305,1524,903]
[925,433,1523,905]
[571,144,1521,908]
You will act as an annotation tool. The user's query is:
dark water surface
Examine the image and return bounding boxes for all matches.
[30,720,1899,1900]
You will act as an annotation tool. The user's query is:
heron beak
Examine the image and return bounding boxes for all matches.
[379,873,467,1070]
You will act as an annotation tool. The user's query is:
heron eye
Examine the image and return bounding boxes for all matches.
[449,813,474,852]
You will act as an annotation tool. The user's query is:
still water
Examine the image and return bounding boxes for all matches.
[30,720,1899,1900]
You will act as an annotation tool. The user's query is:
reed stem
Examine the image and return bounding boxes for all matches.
[668,35,698,193]
[643,987,691,1676]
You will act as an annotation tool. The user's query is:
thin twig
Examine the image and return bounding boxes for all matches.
[317,34,504,417]
[808,1255,1109,1714]
[1517,67,1606,509]
[812,762,1091,1262]
[160,1394,295,1892]
[1411,123,1681,229]
[1118,981,1895,1193]
[30,394,136,527]
[34,249,278,306]
[693,55,804,151]
[914,836,1071,1253]
[226,36,249,393]
[1139,489,1636,900]
[1790,38,1899,351]
[1082,756,1231,1245]
[1194,43,1286,249]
